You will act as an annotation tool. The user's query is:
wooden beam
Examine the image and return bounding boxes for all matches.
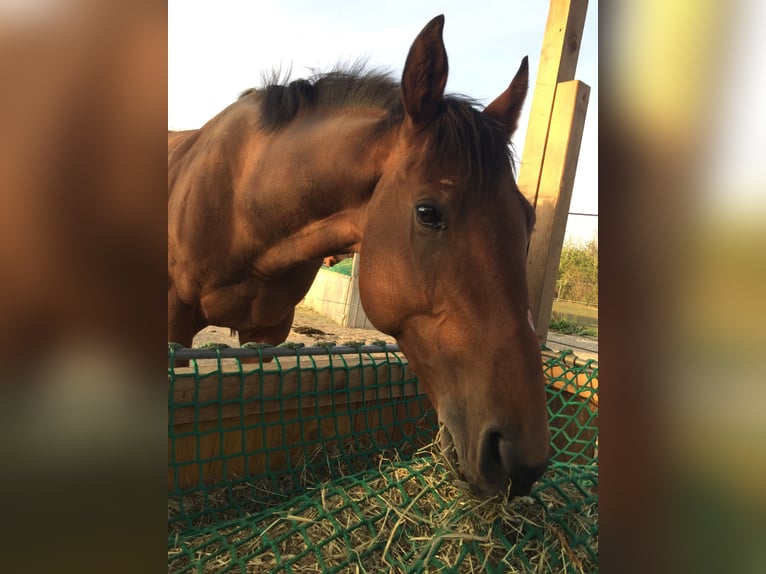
[526,80,590,341]
[170,355,412,425]
[517,0,589,207]
[516,0,590,342]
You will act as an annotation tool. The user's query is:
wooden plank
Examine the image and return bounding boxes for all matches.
[168,395,436,490]
[168,354,433,489]
[526,80,590,341]
[547,364,598,404]
[517,0,589,207]
[169,355,414,425]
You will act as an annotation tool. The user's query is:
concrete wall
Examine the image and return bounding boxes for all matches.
[302,255,375,329]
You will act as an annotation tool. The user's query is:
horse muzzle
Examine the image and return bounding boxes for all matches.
[440,422,550,498]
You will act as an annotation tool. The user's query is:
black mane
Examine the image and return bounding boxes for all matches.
[243,66,401,131]
[242,67,519,192]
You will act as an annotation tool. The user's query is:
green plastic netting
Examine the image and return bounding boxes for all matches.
[168,345,598,573]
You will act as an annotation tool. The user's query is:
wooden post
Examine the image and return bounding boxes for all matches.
[526,81,589,341]
[518,0,590,342]
[518,0,588,207]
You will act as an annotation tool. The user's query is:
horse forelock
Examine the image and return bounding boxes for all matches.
[421,99,518,194]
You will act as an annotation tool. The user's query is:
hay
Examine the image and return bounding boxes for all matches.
[169,436,598,573]
[168,435,383,536]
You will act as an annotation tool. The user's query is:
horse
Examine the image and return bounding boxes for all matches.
[168,15,550,498]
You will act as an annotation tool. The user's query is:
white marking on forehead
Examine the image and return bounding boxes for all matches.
[527,309,536,333]
[439,178,454,186]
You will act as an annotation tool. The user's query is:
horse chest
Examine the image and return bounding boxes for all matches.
[199,266,319,331]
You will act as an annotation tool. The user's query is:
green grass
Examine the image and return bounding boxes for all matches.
[549,314,597,337]
[549,300,598,337]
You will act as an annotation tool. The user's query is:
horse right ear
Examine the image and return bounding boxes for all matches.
[483,56,529,140]
[401,15,448,131]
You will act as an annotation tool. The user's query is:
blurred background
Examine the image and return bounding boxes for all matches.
[599,1,766,572]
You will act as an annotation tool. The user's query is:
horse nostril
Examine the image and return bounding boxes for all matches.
[508,460,549,497]
[478,430,550,496]
[478,431,505,486]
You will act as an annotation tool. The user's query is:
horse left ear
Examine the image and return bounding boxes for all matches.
[483,56,529,140]
[401,15,449,131]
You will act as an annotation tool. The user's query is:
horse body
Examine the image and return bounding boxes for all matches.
[168,15,550,497]
[169,102,382,344]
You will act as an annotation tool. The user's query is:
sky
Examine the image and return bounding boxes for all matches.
[168,0,598,244]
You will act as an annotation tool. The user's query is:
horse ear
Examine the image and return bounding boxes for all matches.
[401,15,448,130]
[484,56,529,140]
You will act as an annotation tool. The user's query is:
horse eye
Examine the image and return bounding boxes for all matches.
[415,204,446,230]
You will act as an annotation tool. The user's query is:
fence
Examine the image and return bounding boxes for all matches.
[168,343,598,573]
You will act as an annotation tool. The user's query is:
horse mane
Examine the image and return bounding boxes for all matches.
[241,63,401,130]
[241,65,520,193]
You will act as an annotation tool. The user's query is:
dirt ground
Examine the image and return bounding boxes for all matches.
[192,302,397,348]
[191,302,597,362]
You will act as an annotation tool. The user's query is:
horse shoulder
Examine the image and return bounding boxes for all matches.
[168,129,199,165]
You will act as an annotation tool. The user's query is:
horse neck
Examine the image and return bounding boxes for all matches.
[251,111,395,276]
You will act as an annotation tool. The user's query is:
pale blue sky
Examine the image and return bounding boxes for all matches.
[168,1,598,243]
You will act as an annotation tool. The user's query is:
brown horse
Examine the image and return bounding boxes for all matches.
[168,15,549,497]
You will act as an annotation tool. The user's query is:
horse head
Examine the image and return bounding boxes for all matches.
[359,15,550,497]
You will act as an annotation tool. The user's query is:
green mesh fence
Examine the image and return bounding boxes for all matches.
[168,344,598,573]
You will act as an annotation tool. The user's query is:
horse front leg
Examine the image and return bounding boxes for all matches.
[168,288,201,368]
[237,308,296,364]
